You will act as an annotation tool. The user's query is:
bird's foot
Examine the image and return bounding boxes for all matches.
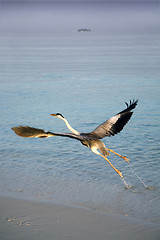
[121,156,130,164]
[116,169,123,178]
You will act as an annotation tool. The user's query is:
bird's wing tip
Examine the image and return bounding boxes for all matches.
[125,99,138,107]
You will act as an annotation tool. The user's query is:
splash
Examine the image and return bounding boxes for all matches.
[129,164,148,188]
[121,178,132,189]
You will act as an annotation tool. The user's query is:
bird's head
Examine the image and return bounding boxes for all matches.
[50,113,65,120]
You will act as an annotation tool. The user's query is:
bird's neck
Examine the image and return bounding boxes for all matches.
[63,118,80,135]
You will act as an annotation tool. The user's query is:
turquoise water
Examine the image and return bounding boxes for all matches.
[0,32,160,224]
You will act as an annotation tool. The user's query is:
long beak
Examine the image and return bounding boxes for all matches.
[50,114,56,116]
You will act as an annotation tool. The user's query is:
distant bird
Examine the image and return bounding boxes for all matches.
[12,100,138,178]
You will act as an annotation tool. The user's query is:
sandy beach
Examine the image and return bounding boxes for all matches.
[0,196,160,240]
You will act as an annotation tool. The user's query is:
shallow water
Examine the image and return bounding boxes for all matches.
[0,31,160,224]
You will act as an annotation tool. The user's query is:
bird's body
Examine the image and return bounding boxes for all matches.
[12,100,138,178]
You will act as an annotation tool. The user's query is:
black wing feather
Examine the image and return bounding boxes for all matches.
[118,99,138,114]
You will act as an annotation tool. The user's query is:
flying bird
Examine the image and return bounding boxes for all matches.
[12,100,138,178]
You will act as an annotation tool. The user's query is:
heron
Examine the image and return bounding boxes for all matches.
[12,100,138,178]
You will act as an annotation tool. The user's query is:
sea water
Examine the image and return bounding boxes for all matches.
[0,16,160,224]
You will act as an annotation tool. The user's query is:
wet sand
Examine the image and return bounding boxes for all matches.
[0,196,160,240]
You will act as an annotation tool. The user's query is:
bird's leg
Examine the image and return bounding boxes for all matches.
[90,146,123,178]
[99,153,123,178]
[106,148,130,164]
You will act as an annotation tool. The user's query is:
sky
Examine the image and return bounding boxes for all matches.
[0,1,159,36]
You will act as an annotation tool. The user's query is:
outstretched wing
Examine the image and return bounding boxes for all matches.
[12,126,54,138]
[90,100,138,139]
[12,126,83,141]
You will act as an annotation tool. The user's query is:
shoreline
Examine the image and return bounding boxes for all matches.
[1,196,160,240]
